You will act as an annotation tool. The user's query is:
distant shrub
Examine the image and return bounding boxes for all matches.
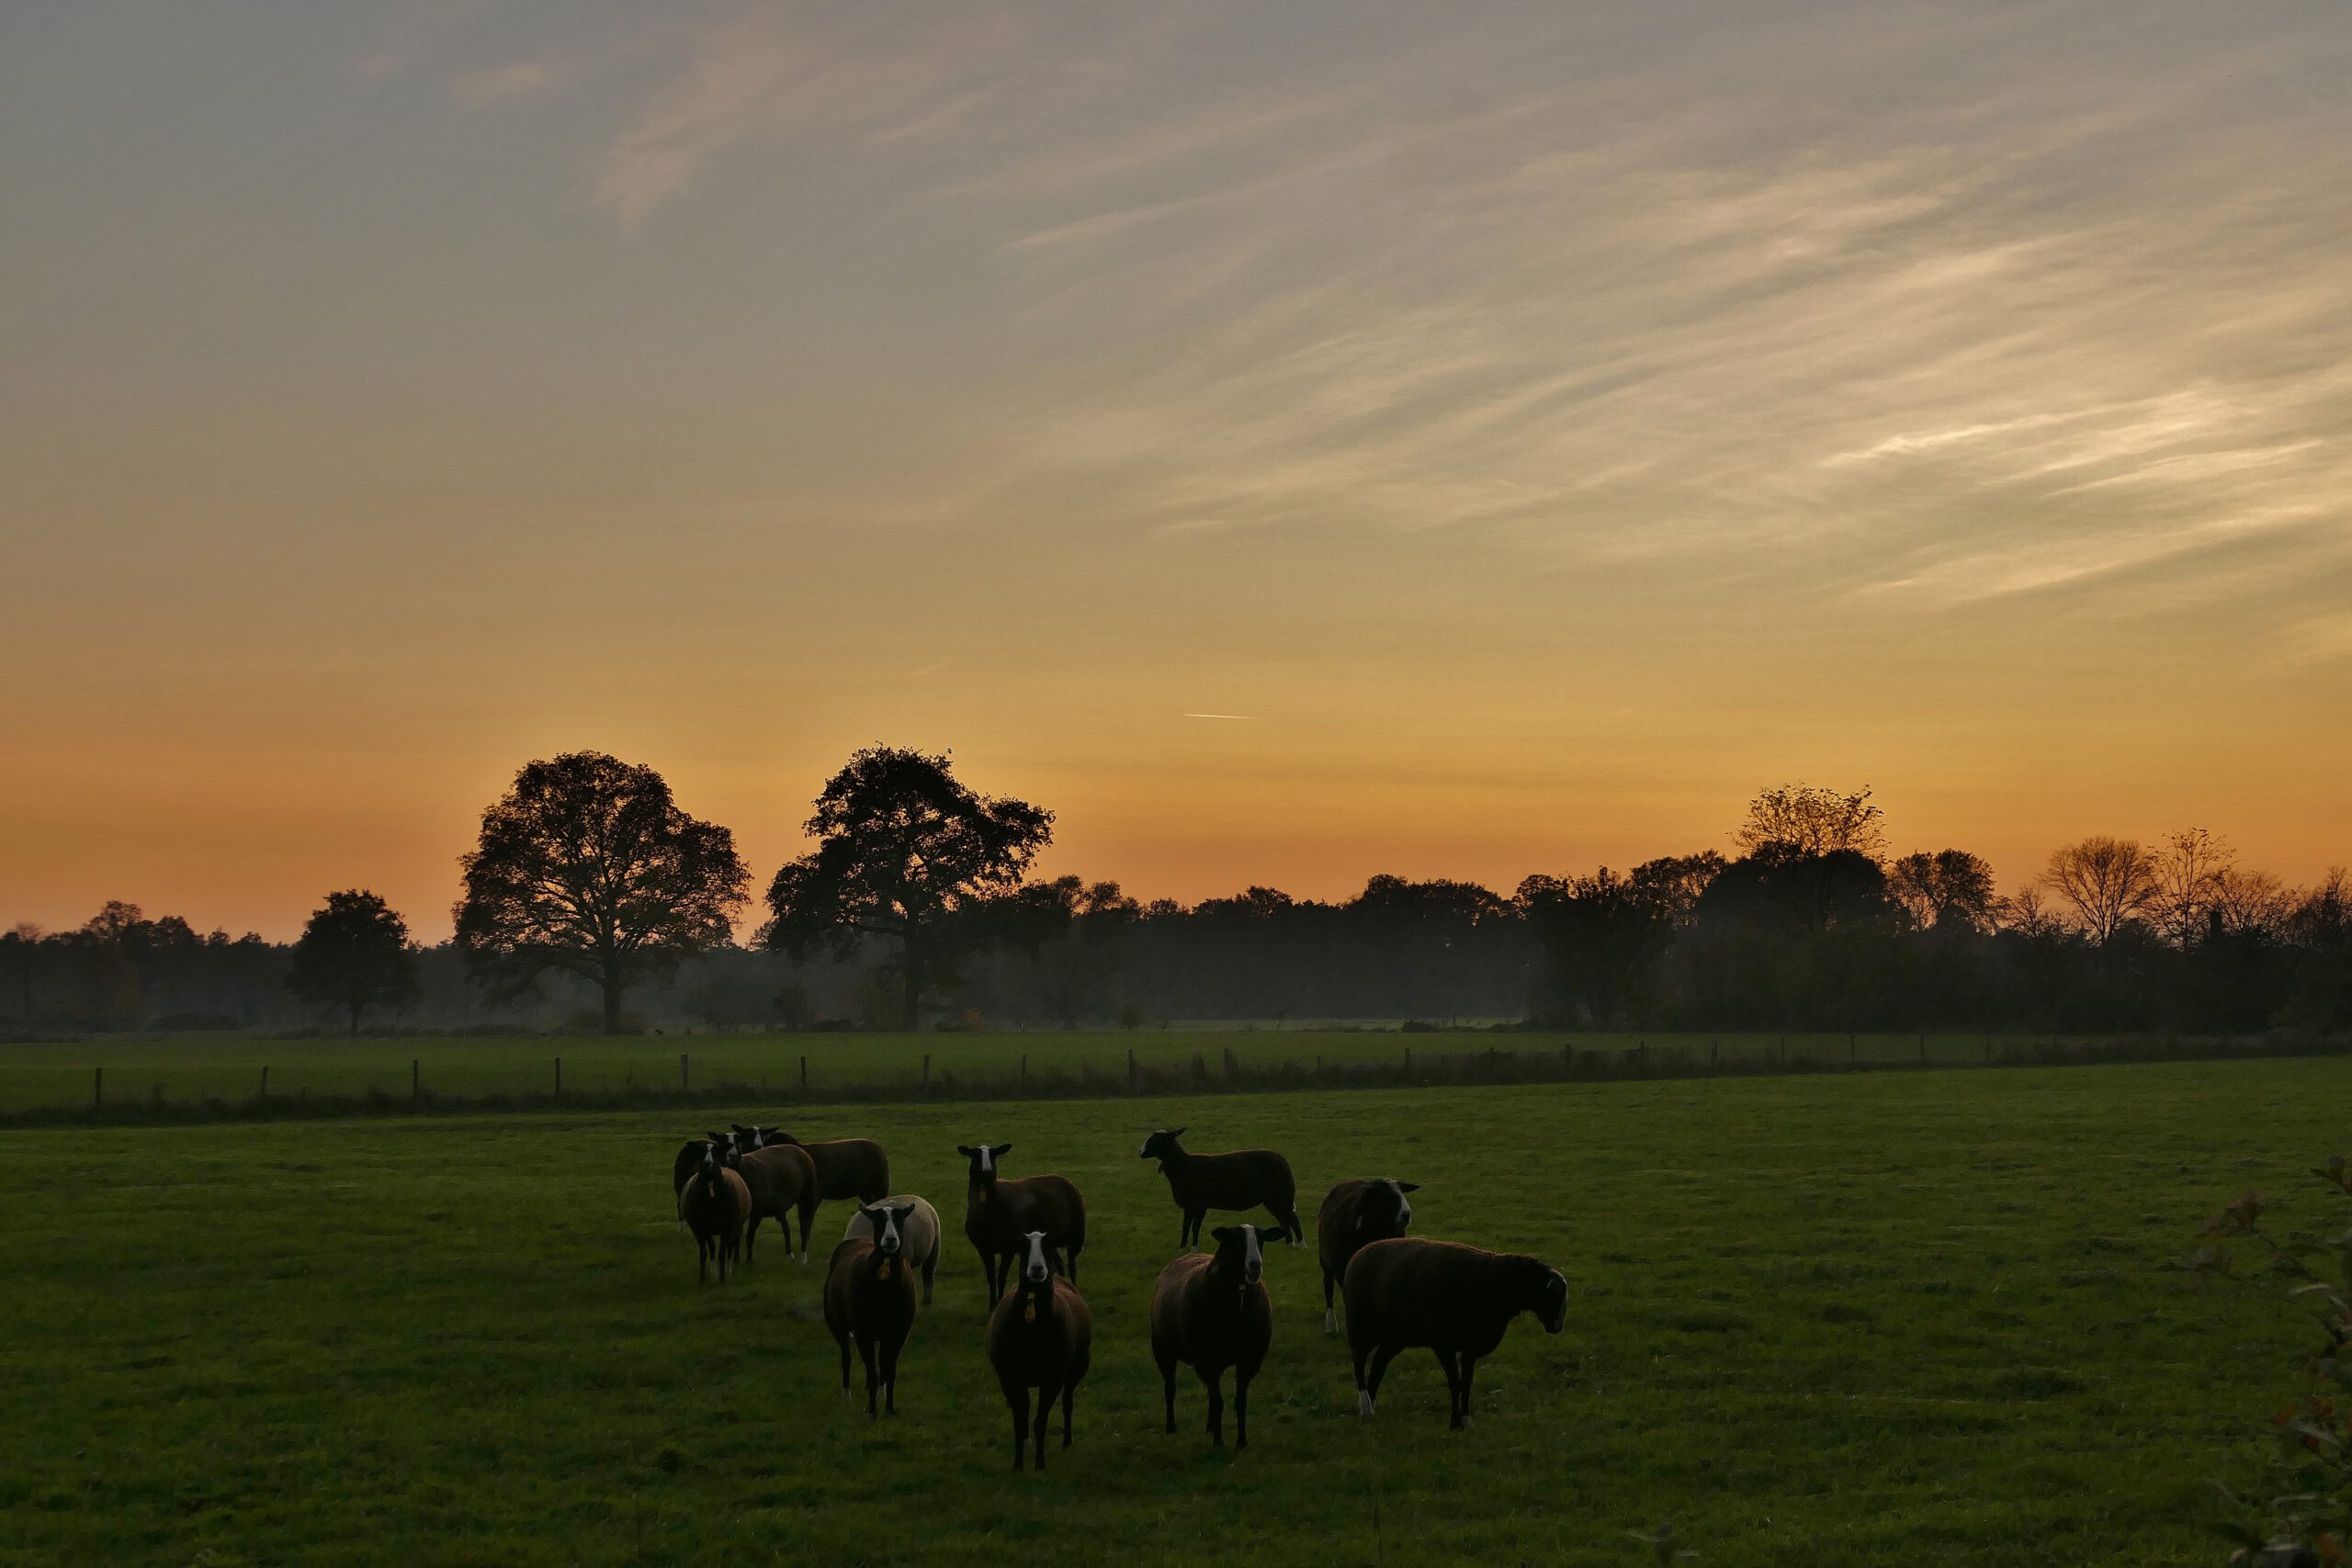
[150,1013,241,1032]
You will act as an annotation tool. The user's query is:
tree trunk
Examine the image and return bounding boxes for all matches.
[603,975,625,1035]
[899,938,922,1032]
[348,995,362,1036]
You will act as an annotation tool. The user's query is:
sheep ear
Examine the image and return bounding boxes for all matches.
[706,1131,727,1143]
[1397,1182,1420,1193]
[956,1145,976,1157]
[1211,1227,1237,1244]
[991,1142,1012,1156]
[1171,1127,1186,1139]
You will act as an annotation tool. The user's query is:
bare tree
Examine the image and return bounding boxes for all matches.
[1996,887,2065,939]
[2208,866,2294,938]
[2151,827,2234,946]
[1888,850,1998,932]
[1736,784,1886,862]
[2041,836,2160,944]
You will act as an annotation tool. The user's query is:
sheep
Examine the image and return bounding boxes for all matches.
[823,1201,922,1417]
[737,1141,822,1265]
[672,1128,742,1199]
[729,1122,787,1151]
[843,1194,943,1304]
[1316,1178,1420,1335]
[770,1133,892,1204]
[1343,1237,1568,1428]
[1149,1224,1276,1450]
[981,1230,1093,1471]
[956,1143,1088,1303]
[676,1140,752,1285]
[1137,1128,1304,1248]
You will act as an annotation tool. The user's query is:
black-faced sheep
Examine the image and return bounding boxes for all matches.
[823,1201,922,1417]
[1149,1224,1275,1450]
[1315,1178,1420,1335]
[1343,1236,1567,1427]
[843,1195,942,1304]
[771,1133,892,1204]
[676,1140,752,1285]
[957,1142,1088,1303]
[737,1141,821,1265]
[1137,1128,1303,1248]
[981,1230,1093,1472]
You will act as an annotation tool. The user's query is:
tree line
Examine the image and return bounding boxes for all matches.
[5,752,2347,1038]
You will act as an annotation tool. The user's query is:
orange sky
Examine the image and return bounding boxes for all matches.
[4,2,2347,941]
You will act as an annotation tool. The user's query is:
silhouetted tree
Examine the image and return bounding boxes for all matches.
[3,923,40,1032]
[1888,850,1999,932]
[1736,784,1886,862]
[2152,827,2233,947]
[1518,869,1676,1026]
[762,747,1052,1030]
[456,751,748,1033]
[286,889,417,1034]
[2041,836,2159,945]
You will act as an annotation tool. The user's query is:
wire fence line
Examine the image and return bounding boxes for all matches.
[6,1028,2346,1128]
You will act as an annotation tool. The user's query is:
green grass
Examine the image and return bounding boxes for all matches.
[0,1058,2330,1565]
[5,1028,2088,1115]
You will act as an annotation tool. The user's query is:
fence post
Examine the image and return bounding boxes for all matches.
[260,1066,269,1100]
[412,1058,420,1102]
[922,1053,931,1093]
[800,1055,808,1090]
[1021,1052,1028,1085]
[1710,1038,1719,1069]
[1127,1048,1136,1089]
[1917,1032,1926,1064]
[95,1066,102,1108]
[554,1057,562,1100]
[1983,1035,1992,1062]
[679,1053,689,1093]
[1849,1035,1856,1066]
[1403,1045,1412,1079]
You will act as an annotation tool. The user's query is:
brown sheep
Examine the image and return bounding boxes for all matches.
[771,1133,891,1203]
[1316,1178,1420,1335]
[671,1128,744,1220]
[957,1143,1088,1303]
[843,1195,943,1304]
[1149,1224,1275,1449]
[823,1202,922,1416]
[1344,1237,1567,1427]
[737,1142,821,1265]
[676,1140,752,1285]
[981,1230,1092,1471]
[1138,1128,1303,1247]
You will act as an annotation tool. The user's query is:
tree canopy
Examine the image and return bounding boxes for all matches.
[286,888,417,1034]
[456,751,748,1033]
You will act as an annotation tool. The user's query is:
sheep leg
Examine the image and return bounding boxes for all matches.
[880,1337,900,1416]
[1435,1348,1463,1429]
[1363,1345,1398,1417]
[836,1330,853,1398]
[1234,1370,1250,1450]
[1004,1385,1031,1472]
[797,1201,814,1263]
[1459,1355,1477,1427]
[859,1337,880,1417]
[920,1252,936,1305]
[1204,1369,1225,1448]
[1066,1243,1081,1285]
[1032,1381,1056,1469]
[1158,1350,1179,1433]
[1057,1380,1075,1450]
[1322,1271,1338,1336]
[1278,1209,1303,1247]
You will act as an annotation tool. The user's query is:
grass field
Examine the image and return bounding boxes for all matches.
[0,1058,2331,1565]
[2,1028,2103,1115]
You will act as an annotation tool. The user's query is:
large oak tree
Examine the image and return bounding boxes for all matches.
[762,746,1052,1030]
[456,751,748,1033]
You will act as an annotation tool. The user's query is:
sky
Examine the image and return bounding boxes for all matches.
[3,0,2348,942]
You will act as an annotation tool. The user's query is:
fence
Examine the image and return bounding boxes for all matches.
[7,1029,2349,1128]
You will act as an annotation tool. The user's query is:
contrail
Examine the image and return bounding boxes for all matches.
[1183,712,1269,722]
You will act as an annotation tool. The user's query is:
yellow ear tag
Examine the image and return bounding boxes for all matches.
[879,1259,893,1280]
[1023,1301,1037,1323]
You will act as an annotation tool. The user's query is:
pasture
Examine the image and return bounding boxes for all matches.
[3,1027,2112,1116]
[0,1058,2333,1565]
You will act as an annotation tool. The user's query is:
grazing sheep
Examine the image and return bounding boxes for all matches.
[823,1201,922,1417]
[957,1143,1089,1303]
[1149,1224,1275,1450]
[677,1140,752,1285]
[1343,1237,1568,1427]
[981,1230,1093,1472]
[844,1195,943,1304]
[1137,1128,1303,1248]
[771,1133,892,1203]
[737,1142,822,1265]
[1316,1179,1420,1335]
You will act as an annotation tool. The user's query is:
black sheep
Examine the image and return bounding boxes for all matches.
[1137,1128,1302,1248]
[1344,1236,1567,1428]
[1315,1178,1419,1335]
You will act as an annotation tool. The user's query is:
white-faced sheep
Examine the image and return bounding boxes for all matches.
[1315,1178,1419,1334]
[1343,1236,1567,1427]
[957,1143,1088,1303]
[823,1201,922,1416]
[982,1230,1092,1472]
[677,1139,752,1284]
[843,1194,942,1304]
[1149,1224,1276,1449]
[1137,1128,1303,1248]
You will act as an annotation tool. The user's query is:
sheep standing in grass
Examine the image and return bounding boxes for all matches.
[844,1195,942,1304]
[1150,1224,1275,1450]
[823,1201,922,1416]
[958,1143,1088,1303]
[771,1133,892,1204]
[1138,1128,1303,1248]
[737,1141,821,1265]
[1316,1179,1419,1335]
[1343,1236,1567,1427]
[677,1140,752,1285]
[982,1230,1092,1472]
[672,1129,742,1206]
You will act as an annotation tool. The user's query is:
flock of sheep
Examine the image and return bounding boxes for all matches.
[672,1122,1571,1470]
